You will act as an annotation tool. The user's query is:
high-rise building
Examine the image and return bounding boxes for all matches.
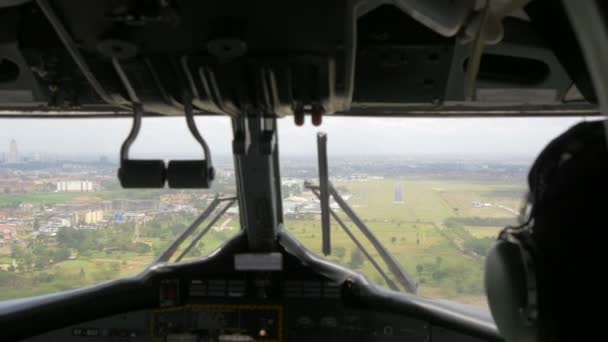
[7,139,18,163]
[56,180,95,192]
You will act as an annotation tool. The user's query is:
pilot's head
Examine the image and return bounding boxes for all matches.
[485,120,608,342]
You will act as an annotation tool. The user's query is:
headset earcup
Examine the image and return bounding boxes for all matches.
[485,240,539,342]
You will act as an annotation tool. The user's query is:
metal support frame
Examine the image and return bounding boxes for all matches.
[328,183,417,293]
[309,188,399,291]
[464,0,492,101]
[563,0,608,144]
[232,115,283,252]
[152,196,238,264]
[176,198,237,261]
[183,95,213,170]
[317,133,331,255]
[153,195,220,264]
[37,0,128,108]
[306,182,418,293]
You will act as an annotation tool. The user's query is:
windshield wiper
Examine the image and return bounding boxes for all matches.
[306,182,418,294]
[175,197,237,262]
[308,132,418,294]
[152,195,236,264]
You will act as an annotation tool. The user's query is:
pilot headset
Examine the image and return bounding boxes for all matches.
[485,120,608,342]
[485,195,540,342]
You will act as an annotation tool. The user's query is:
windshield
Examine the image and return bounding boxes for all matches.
[0,116,585,306]
[278,116,585,308]
[0,117,238,300]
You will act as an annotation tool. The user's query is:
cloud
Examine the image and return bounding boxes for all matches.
[0,116,587,159]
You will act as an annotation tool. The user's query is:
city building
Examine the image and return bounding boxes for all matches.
[56,180,95,192]
[0,178,35,194]
[0,224,17,240]
[111,199,159,212]
[18,202,34,212]
[160,194,193,206]
[72,210,104,225]
[122,212,145,222]
[7,139,18,163]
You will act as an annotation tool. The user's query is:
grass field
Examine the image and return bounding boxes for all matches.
[465,226,501,238]
[0,189,170,208]
[0,193,84,206]
[286,178,523,307]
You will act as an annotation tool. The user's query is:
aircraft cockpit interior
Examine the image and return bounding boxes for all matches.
[0,1,606,341]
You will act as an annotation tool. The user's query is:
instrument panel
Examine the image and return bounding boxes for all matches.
[26,301,437,342]
[152,304,283,341]
[150,301,432,342]
[23,275,489,342]
[24,293,488,342]
[17,236,496,342]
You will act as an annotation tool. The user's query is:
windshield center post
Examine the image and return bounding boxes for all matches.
[232,114,284,253]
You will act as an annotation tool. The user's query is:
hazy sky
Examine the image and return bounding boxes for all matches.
[0,116,591,160]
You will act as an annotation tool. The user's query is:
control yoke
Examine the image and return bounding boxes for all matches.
[167,96,215,188]
[117,98,214,189]
[118,103,166,188]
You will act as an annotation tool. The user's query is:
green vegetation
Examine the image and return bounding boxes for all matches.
[486,188,527,198]
[0,212,239,301]
[445,216,516,227]
[0,193,83,207]
[286,178,521,307]
[0,178,521,308]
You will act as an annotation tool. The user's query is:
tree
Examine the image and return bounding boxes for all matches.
[348,249,365,269]
[170,223,187,235]
[21,252,34,271]
[132,242,151,254]
[10,245,25,260]
[53,247,71,262]
[34,252,50,270]
[435,256,443,268]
